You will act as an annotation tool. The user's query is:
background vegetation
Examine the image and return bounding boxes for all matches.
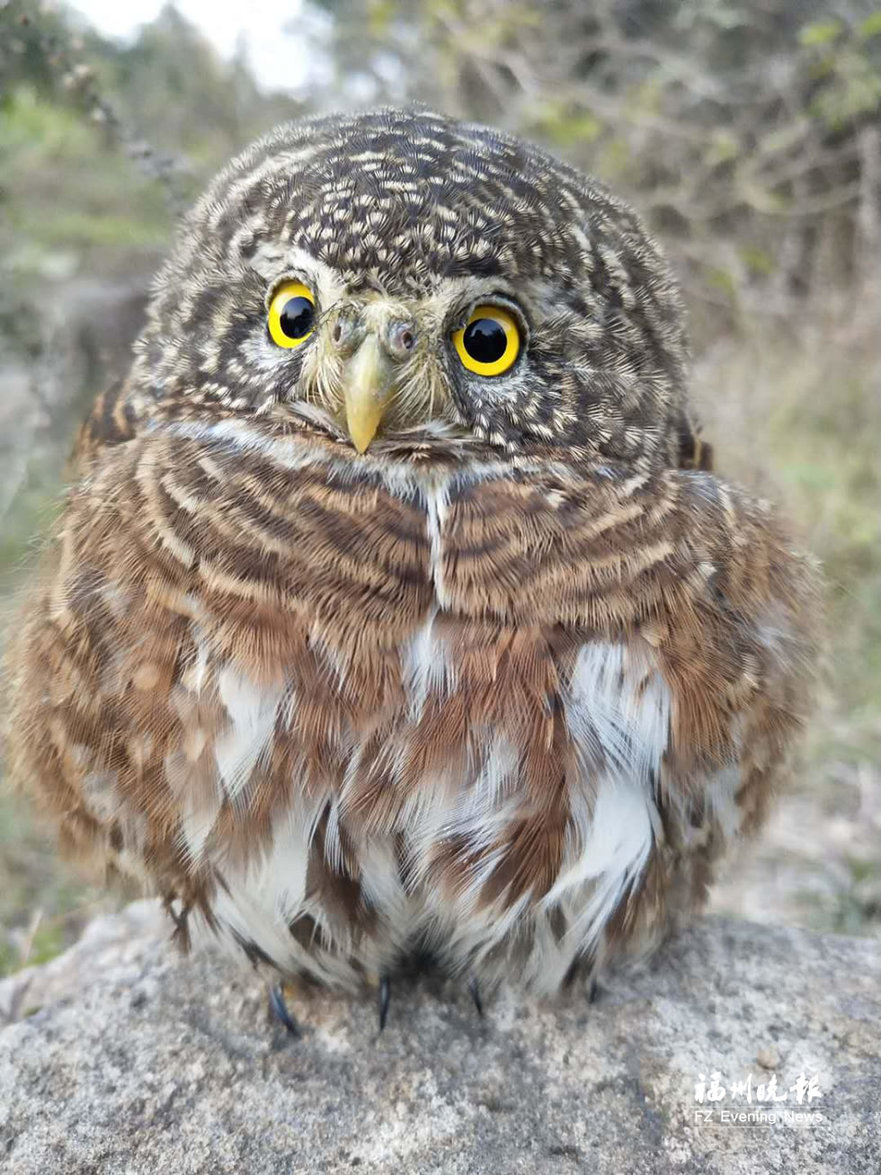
[1,0,879,976]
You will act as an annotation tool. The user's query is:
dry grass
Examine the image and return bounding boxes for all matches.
[696,300,881,934]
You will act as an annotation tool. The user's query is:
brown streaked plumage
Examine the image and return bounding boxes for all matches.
[5,109,819,1006]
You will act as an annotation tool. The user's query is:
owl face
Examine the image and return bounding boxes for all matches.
[134,109,688,466]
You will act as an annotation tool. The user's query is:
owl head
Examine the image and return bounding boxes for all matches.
[133,108,696,467]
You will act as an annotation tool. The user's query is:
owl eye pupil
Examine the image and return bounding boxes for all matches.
[279,296,315,340]
[463,319,507,365]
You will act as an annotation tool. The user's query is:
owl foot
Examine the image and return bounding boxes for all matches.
[467,976,484,1017]
[269,982,302,1038]
[378,974,391,1032]
[588,977,601,1004]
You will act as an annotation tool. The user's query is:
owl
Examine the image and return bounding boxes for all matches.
[6,109,818,1032]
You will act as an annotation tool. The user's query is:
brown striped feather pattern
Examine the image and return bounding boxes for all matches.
[4,110,820,995]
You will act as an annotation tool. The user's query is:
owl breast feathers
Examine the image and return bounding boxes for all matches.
[6,109,819,995]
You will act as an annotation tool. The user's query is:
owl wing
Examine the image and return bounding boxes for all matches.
[70,375,156,475]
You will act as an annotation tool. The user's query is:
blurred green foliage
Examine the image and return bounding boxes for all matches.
[0,2,306,303]
[2,86,171,252]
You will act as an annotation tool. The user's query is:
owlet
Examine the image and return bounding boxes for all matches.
[6,109,819,1028]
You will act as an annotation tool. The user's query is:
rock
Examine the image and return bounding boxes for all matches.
[0,901,163,1026]
[0,906,878,1174]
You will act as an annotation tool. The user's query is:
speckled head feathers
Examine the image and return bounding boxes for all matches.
[132,108,695,464]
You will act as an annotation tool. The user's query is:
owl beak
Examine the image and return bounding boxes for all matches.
[343,333,396,453]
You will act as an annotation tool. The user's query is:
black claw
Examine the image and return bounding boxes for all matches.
[588,977,600,1005]
[269,982,301,1037]
[467,975,484,1017]
[378,975,391,1032]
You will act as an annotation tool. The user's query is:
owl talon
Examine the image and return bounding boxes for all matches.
[588,977,601,1005]
[467,976,484,1017]
[269,982,302,1038]
[378,975,391,1032]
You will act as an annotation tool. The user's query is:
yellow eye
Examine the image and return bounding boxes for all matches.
[268,281,316,348]
[452,305,520,376]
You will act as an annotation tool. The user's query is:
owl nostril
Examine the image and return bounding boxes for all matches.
[387,322,417,359]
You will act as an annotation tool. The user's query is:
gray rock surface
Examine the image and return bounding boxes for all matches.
[0,904,878,1174]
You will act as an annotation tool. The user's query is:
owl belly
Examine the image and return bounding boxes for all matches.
[188,622,674,995]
